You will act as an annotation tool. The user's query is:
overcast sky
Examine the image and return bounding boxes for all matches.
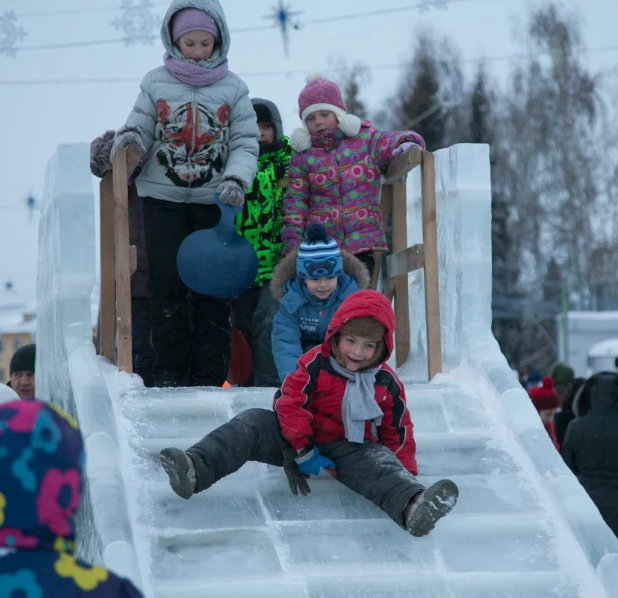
[1,0,617,305]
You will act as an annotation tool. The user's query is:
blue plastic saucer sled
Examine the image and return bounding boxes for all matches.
[177,195,258,299]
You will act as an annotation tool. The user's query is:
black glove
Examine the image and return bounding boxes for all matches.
[282,448,311,496]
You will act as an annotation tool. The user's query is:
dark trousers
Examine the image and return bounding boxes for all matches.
[230,285,279,387]
[142,197,230,387]
[355,251,375,280]
[187,408,424,528]
[131,298,154,387]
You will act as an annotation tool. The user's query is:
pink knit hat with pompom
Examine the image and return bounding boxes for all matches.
[290,73,362,152]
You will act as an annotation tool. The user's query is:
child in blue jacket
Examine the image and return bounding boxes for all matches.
[270,223,370,382]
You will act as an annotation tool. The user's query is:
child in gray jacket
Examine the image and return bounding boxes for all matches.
[112,0,259,388]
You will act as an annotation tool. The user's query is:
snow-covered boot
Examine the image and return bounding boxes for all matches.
[404,479,459,537]
[160,447,197,500]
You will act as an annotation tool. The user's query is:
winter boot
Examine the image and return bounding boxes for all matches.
[160,447,197,500]
[404,479,459,537]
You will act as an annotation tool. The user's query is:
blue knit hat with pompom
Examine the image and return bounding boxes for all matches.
[297,223,343,279]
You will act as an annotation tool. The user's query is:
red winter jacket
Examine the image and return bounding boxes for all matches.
[273,290,417,474]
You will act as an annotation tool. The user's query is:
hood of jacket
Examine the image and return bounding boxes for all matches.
[270,248,370,301]
[0,400,84,552]
[322,290,396,367]
[583,372,618,416]
[161,0,230,69]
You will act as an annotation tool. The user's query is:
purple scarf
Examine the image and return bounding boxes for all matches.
[164,52,229,86]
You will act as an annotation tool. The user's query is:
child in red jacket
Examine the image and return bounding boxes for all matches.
[159,290,458,537]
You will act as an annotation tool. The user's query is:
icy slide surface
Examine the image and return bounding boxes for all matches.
[36,144,618,597]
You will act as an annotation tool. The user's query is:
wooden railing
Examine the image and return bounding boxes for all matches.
[95,144,442,380]
[95,146,141,374]
[372,146,442,379]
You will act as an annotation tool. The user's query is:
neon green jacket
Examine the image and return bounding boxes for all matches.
[235,137,292,286]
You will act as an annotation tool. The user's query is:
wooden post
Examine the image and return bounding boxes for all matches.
[392,180,410,368]
[421,152,442,379]
[129,246,137,276]
[98,173,116,363]
[373,184,395,289]
[112,149,133,374]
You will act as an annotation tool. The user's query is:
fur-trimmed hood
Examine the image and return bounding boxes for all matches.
[271,248,371,301]
[161,0,230,68]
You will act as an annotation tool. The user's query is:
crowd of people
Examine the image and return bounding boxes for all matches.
[2,1,456,593]
[525,362,618,537]
[91,0,425,391]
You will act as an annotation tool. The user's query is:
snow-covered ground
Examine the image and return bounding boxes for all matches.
[35,143,618,597]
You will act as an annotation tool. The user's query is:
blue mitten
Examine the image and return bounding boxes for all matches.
[295,447,337,477]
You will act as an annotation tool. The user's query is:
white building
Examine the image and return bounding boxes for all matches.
[557,311,618,377]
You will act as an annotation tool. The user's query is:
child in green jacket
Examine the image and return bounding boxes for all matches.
[232,98,292,386]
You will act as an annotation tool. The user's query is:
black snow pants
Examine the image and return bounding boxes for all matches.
[186,408,425,528]
[142,197,230,388]
[131,298,154,387]
[230,285,279,387]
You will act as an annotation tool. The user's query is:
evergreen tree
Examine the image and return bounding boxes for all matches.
[331,59,370,120]
[384,31,466,151]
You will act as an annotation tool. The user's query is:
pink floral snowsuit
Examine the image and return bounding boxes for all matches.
[282,121,425,255]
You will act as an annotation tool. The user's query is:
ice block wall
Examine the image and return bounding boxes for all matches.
[35,144,143,591]
[404,143,618,596]
[405,144,492,370]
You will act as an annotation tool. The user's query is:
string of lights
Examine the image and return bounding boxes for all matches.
[2,45,618,86]
[7,1,470,53]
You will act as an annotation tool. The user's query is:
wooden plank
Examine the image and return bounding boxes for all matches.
[386,244,425,278]
[369,251,382,290]
[392,180,410,368]
[383,145,423,184]
[112,148,133,374]
[126,144,142,181]
[374,184,394,290]
[421,152,443,379]
[129,246,137,276]
[98,173,116,363]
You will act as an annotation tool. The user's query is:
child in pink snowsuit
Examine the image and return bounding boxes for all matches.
[282,74,425,278]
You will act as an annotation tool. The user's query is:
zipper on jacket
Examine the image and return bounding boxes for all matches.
[186,87,198,203]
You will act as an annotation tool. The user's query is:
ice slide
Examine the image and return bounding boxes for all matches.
[35,143,618,598]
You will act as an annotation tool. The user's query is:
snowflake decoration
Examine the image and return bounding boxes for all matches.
[419,0,449,12]
[4,280,14,291]
[112,0,159,46]
[0,11,27,58]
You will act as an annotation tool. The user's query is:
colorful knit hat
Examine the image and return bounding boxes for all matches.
[172,7,220,42]
[529,377,559,412]
[290,74,362,152]
[297,223,343,280]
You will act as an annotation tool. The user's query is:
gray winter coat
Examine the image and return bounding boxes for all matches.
[118,0,259,204]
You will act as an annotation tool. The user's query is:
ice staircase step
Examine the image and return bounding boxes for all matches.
[103,376,602,598]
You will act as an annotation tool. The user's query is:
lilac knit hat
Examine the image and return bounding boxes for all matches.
[172,7,219,42]
[290,74,362,152]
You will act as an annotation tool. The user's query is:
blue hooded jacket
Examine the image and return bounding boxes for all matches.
[0,400,142,597]
[270,249,371,382]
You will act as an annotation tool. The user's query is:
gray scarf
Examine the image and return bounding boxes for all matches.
[329,357,384,443]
